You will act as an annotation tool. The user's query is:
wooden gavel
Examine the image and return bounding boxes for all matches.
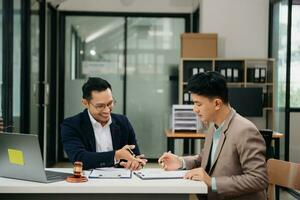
[73,161,83,178]
[66,161,87,183]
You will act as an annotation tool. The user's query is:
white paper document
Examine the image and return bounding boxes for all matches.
[134,168,187,180]
[89,167,132,179]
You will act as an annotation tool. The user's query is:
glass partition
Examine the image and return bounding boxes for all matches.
[30,0,39,135]
[290,5,300,107]
[272,1,288,136]
[272,0,288,160]
[126,17,184,158]
[13,0,21,132]
[289,4,300,163]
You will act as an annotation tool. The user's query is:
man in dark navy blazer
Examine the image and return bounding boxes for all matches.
[61,77,147,170]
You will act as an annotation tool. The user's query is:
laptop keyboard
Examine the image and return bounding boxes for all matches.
[45,170,72,180]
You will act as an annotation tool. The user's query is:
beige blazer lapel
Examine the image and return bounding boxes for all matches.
[209,109,236,174]
[201,127,214,170]
[209,132,226,174]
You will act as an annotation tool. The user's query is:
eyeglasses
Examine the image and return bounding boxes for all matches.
[88,99,116,111]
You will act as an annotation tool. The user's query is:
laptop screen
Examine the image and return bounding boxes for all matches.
[0,133,61,182]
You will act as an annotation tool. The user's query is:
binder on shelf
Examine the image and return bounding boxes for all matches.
[192,67,198,75]
[226,68,232,82]
[199,67,205,73]
[183,93,190,104]
[233,68,239,82]
[220,68,226,77]
[260,68,266,83]
[254,68,260,82]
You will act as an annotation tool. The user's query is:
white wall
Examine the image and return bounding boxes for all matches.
[199,0,269,58]
[54,0,198,13]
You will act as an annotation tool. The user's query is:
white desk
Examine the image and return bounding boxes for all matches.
[0,168,207,200]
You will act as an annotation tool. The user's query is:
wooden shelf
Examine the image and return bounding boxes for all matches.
[246,82,273,86]
[227,82,245,86]
[179,57,275,130]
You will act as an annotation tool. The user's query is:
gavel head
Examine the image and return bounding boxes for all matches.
[73,161,83,178]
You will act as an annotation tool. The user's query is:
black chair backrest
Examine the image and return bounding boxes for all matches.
[259,129,273,159]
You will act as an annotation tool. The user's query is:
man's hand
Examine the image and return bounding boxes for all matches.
[115,145,147,171]
[115,145,136,161]
[158,151,182,171]
[184,167,212,187]
[119,157,147,171]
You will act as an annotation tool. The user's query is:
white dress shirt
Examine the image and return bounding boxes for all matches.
[88,111,113,152]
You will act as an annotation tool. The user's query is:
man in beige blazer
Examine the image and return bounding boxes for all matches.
[159,71,268,200]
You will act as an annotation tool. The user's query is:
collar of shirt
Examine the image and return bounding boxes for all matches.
[213,121,224,140]
[87,110,113,153]
[87,110,112,128]
[210,121,225,171]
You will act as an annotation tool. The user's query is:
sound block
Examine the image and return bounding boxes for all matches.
[66,175,88,183]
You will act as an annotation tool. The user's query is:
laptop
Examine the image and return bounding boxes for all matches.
[0,132,72,183]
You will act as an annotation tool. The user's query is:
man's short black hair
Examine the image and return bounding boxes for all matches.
[82,77,112,100]
[186,71,229,104]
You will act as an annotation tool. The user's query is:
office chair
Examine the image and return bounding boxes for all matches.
[267,159,300,200]
[259,129,274,160]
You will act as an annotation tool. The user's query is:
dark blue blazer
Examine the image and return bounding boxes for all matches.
[61,109,140,169]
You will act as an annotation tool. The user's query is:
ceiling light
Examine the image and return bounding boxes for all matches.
[90,49,96,56]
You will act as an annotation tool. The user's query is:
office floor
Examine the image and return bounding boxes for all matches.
[54,162,297,200]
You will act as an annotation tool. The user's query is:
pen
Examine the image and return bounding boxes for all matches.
[126,148,136,157]
[126,148,144,168]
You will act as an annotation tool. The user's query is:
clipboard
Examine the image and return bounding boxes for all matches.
[134,168,187,180]
[89,168,132,179]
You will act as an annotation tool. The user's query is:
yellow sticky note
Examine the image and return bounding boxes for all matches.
[8,148,25,166]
